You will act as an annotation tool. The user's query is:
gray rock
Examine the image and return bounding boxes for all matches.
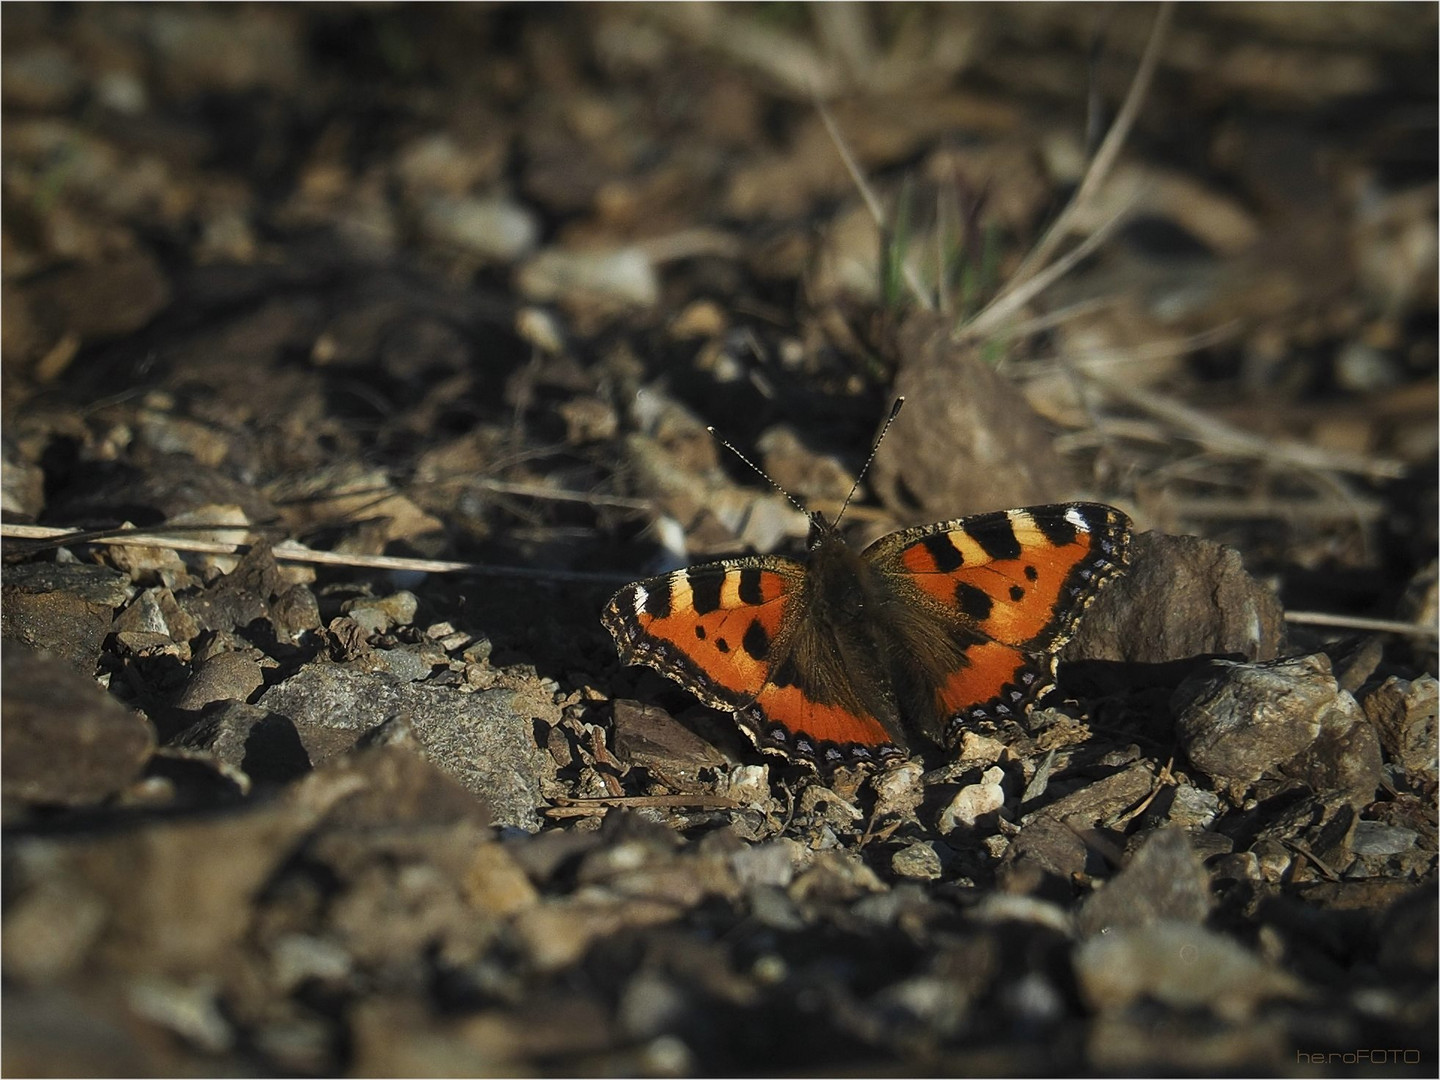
[2,562,132,673]
[1078,829,1212,936]
[1066,531,1286,663]
[259,664,553,830]
[1349,819,1418,857]
[170,702,310,785]
[367,643,447,683]
[1174,653,1383,804]
[2,645,154,806]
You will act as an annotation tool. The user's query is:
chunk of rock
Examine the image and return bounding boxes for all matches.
[1173,653,1383,804]
[1065,532,1286,663]
[2,562,132,673]
[1360,675,1437,785]
[610,699,727,786]
[173,652,264,711]
[871,760,925,820]
[1074,921,1309,1020]
[997,815,1089,901]
[259,665,553,830]
[1078,829,1212,936]
[2,645,154,806]
[24,251,171,344]
[870,313,1073,519]
[937,766,1006,834]
[343,590,419,636]
[517,246,658,309]
[170,702,311,786]
[891,841,944,881]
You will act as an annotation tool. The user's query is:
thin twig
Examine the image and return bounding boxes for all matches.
[544,792,741,819]
[1000,295,1121,339]
[1284,839,1342,882]
[1282,610,1438,640]
[1,523,632,584]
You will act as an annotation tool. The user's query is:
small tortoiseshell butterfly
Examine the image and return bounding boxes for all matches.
[603,416,1131,768]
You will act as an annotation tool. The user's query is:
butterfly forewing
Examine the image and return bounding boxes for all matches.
[865,503,1131,741]
[602,559,801,712]
[867,503,1130,648]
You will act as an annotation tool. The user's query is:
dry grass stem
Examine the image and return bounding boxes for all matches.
[1281,610,1439,640]
[958,199,1132,343]
[465,478,653,511]
[1,523,629,583]
[816,99,935,311]
[1152,495,1387,524]
[1076,364,1408,480]
[1010,1,1176,287]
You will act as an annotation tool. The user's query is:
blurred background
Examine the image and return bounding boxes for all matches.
[3,4,1435,616]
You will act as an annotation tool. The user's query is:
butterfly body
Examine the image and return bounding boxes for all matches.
[604,502,1131,769]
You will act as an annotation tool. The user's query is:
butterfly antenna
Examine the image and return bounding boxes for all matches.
[706,426,809,517]
[835,396,905,526]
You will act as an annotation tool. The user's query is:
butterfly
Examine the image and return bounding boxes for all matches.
[603,498,1131,769]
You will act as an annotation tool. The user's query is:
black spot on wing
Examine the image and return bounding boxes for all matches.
[738,567,765,605]
[969,512,1021,561]
[742,619,770,661]
[1034,510,1079,547]
[689,568,724,615]
[1009,584,1025,601]
[956,581,992,620]
[921,533,964,572]
[1024,565,1039,582]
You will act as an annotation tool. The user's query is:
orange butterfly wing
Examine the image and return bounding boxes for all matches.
[602,558,902,764]
[864,503,1130,742]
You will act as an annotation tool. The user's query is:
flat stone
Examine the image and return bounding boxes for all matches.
[1174,653,1382,804]
[1078,829,1213,936]
[2,645,154,806]
[2,563,133,673]
[259,664,553,830]
[174,652,264,711]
